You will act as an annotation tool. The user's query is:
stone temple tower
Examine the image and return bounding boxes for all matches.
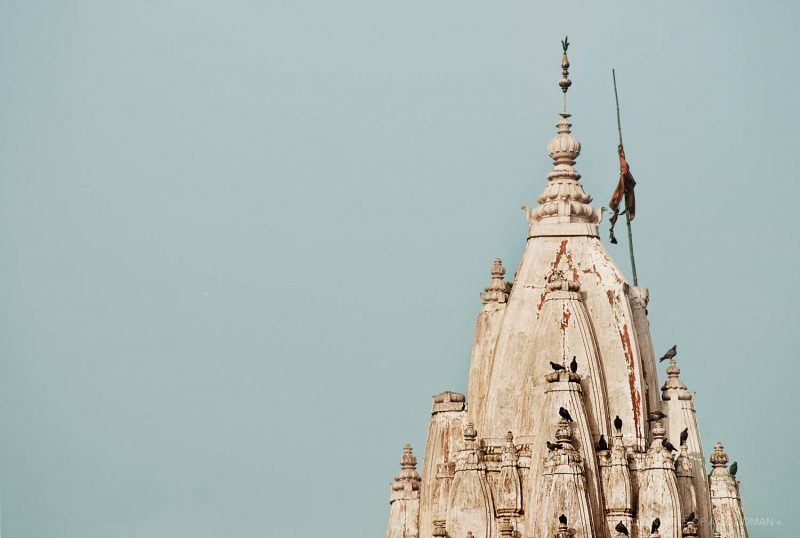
[385,43,749,538]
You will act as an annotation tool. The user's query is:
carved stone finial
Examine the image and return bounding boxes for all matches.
[651,420,666,441]
[391,444,421,498]
[528,40,598,227]
[682,519,699,537]
[559,36,572,106]
[710,442,729,468]
[501,430,519,465]
[555,418,573,444]
[482,258,510,304]
[400,444,417,470]
[432,520,447,537]
[666,359,680,377]
[662,359,691,401]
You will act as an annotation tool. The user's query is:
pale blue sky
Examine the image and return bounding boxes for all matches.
[0,1,798,536]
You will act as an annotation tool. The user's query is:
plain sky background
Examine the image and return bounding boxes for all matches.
[0,1,798,536]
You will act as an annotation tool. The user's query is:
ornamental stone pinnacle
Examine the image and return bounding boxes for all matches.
[560,36,572,109]
[385,40,749,538]
[526,38,600,235]
[480,258,509,304]
[710,442,729,468]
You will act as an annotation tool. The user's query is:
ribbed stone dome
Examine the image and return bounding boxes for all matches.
[547,114,581,163]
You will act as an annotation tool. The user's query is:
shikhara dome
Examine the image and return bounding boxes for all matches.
[385,43,747,538]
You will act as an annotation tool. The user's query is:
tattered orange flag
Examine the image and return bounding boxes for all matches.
[608,144,636,244]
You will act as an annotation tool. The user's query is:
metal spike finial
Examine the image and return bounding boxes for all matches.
[559,36,572,112]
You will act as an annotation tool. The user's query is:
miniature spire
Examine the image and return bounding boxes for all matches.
[400,444,418,471]
[531,417,597,538]
[445,423,494,538]
[675,444,699,532]
[600,422,633,537]
[387,444,422,538]
[391,444,421,497]
[481,258,509,304]
[637,419,682,538]
[496,431,522,517]
[660,355,713,535]
[559,36,571,112]
[661,359,691,401]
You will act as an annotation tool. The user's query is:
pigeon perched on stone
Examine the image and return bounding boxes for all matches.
[662,438,677,452]
[680,427,689,445]
[597,435,608,451]
[550,361,566,371]
[559,407,574,422]
[615,520,630,536]
[651,518,661,533]
[685,512,696,524]
[546,441,563,451]
[559,514,568,525]
[647,410,667,422]
[614,415,623,431]
[730,461,738,477]
[658,344,677,362]
[570,356,578,373]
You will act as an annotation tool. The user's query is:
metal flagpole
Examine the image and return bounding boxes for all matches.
[612,69,639,286]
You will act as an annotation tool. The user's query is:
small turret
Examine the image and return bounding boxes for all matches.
[674,444,699,532]
[445,424,494,538]
[419,391,466,538]
[661,358,712,536]
[386,444,421,538]
[467,259,511,427]
[480,258,510,305]
[709,443,749,538]
[600,426,633,538]
[530,417,597,538]
[636,421,682,538]
[495,431,522,517]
